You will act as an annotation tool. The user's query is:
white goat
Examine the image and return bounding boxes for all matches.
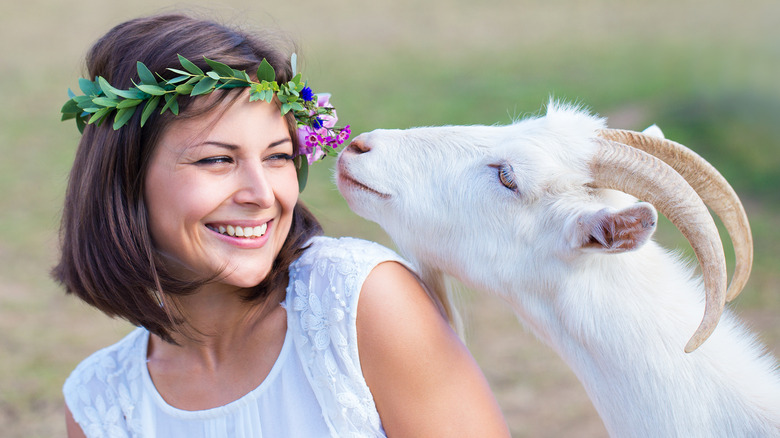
[336,102,780,437]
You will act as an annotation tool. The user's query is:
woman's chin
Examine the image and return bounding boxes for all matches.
[219,269,273,290]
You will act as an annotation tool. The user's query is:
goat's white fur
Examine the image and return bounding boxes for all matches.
[336,102,780,437]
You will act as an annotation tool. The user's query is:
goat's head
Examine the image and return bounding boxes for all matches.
[336,102,752,352]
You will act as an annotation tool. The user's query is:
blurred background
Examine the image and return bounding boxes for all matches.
[0,1,777,436]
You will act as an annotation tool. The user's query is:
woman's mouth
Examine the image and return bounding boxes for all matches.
[206,223,268,239]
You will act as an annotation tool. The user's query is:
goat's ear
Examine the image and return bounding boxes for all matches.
[568,203,657,253]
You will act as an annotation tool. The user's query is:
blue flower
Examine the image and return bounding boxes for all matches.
[301,86,315,102]
[312,117,324,129]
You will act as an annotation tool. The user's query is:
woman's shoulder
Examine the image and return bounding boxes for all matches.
[285,237,410,435]
[294,235,409,270]
[288,236,405,310]
[63,327,148,410]
[66,327,146,378]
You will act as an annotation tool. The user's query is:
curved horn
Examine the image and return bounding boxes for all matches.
[598,129,752,302]
[589,138,727,352]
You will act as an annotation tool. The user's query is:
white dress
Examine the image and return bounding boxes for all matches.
[63,236,409,438]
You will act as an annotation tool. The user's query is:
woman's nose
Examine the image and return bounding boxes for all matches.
[233,164,275,208]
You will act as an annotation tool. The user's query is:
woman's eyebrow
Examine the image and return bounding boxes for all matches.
[196,138,292,150]
[199,141,238,150]
[268,138,292,148]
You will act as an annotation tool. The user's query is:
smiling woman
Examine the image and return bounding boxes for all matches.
[53,11,509,438]
[144,95,299,290]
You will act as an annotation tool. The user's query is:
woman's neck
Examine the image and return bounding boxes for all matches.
[152,283,287,369]
[144,284,289,411]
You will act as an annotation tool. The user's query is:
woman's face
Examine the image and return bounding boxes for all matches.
[144,95,298,290]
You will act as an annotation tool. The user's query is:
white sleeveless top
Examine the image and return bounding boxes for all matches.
[63,236,408,438]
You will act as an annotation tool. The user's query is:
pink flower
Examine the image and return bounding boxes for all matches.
[337,126,351,144]
[298,125,313,144]
[296,125,323,164]
[316,93,338,129]
[295,94,347,164]
[308,145,325,164]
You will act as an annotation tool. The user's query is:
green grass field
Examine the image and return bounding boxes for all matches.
[1,1,777,436]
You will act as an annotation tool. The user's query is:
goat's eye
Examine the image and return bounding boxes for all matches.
[498,163,518,191]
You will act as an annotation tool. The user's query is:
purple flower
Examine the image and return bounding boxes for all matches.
[337,126,351,144]
[306,133,319,147]
[294,92,349,165]
[296,125,326,164]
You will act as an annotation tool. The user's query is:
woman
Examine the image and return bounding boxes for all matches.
[55,12,509,437]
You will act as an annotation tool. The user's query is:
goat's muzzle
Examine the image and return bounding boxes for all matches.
[345,139,371,155]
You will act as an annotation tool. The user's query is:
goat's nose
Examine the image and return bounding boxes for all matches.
[346,139,371,154]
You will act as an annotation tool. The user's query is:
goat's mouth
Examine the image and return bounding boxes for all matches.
[337,166,390,200]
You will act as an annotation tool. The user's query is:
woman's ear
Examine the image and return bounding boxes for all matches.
[569,202,658,253]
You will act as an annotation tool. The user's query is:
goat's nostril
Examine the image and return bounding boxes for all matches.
[348,140,371,154]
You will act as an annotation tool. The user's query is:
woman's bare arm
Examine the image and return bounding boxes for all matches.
[357,261,510,437]
[66,404,87,438]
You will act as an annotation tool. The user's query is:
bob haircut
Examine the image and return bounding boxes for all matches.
[52,13,322,343]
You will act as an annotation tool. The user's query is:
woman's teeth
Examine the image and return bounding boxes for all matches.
[209,223,267,238]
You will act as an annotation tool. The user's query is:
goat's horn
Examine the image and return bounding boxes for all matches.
[598,129,752,302]
[589,138,727,352]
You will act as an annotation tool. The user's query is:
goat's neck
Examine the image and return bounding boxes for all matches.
[416,266,460,331]
[477,242,779,437]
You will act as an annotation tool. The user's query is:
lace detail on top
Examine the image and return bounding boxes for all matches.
[64,329,147,438]
[286,236,408,438]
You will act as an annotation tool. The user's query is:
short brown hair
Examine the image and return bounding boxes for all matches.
[52,13,322,342]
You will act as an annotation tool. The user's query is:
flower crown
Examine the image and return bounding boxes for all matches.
[61,54,350,190]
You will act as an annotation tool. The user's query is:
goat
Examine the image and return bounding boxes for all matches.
[336,102,780,437]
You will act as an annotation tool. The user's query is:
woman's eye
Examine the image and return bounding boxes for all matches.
[267,153,295,163]
[498,163,518,191]
[196,156,233,165]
